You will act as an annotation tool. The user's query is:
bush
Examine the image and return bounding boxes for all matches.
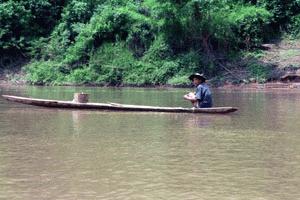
[25,61,66,85]
[289,14,300,38]
[127,22,155,57]
[167,75,190,86]
[228,5,272,48]
[260,0,298,27]
[0,0,64,52]
[142,36,173,62]
[0,1,31,50]
[66,67,98,84]
[123,62,157,85]
[247,62,272,83]
[89,42,136,85]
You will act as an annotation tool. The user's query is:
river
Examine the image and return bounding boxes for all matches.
[0,86,300,200]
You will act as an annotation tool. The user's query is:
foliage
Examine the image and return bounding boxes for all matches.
[25,61,66,85]
[66,67,98,84]
[260,0,299,28]
[2,0,300,85]
[228,5,272,48]
[89,42,136,85]
[289,14,300,37]
[247,62,272,83]
[0,0,64,52]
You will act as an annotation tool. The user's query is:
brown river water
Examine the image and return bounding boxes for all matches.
[0,86,300,200]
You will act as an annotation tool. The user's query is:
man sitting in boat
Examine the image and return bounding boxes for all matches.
[183,73,213,108]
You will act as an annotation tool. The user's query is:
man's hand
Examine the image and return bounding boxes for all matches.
[183,92,196,101]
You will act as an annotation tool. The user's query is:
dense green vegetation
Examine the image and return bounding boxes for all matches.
[1,0,300,85]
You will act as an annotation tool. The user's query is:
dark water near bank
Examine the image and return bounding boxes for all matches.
[0,86,300,200]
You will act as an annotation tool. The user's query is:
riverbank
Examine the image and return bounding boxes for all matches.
[0,71,26,86]
[2,38,300,89]
[1,67,300,90]
[1,73,300,91]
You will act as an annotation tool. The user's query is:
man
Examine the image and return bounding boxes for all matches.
[183,73,213,108]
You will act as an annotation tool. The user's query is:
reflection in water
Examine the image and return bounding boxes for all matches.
[72,111,82,137]
[0,86,300,200]
[181,114,232,128]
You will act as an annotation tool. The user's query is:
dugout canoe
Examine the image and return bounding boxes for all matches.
[2,95,238,114]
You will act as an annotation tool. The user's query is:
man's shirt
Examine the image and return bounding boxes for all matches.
[195,83,213,108]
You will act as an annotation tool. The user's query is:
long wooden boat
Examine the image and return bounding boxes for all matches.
[2,95,238,114]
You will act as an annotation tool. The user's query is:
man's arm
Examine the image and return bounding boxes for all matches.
[195,86,203,102]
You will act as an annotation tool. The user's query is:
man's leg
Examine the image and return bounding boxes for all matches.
[191,100,198,108]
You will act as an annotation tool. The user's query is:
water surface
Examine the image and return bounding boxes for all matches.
[0,86,300,200]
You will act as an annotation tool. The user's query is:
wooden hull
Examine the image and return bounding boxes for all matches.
[2,95,238,114]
